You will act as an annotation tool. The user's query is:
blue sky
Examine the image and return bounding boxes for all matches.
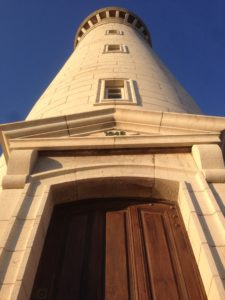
[0,0,225,124]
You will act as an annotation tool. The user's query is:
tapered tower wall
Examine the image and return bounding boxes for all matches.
[27,10,201,120]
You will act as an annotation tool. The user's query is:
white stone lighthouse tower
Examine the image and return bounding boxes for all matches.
[0,7,225,300]
[26,7,201,120]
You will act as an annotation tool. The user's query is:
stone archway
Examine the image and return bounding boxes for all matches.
[16,171,209,299]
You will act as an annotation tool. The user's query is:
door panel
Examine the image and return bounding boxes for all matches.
[105,211,130,300]
[141,211,180,300]
[31,200,207,300]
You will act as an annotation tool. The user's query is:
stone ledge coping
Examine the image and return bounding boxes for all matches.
[8,134,220,152]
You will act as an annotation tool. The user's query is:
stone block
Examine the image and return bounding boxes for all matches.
[50,181,77,205]
[212,246,225,279]
[202,213,225,246]
[38,200,54,238]
[187,213,207,262]
[0,283,13,300]
[203,169,225,183]
[18,248,38,299]
[192,144,224,170]
[15,195,43,220]
[155,165,187,182]
[181,188,220,216]
[0,250,24,284]
[208,276,225,300]
[155,153,174,168]
[192,173,210,192]
[198,244,219,295]
[178,190,192,229]
[3,219,34,252]
[0,190,22,221]
[76,177,154,201]
[209,183,225,214]
[22,182,45,198]
[153,178,180,202]
[0,220,9,246]
[11,281,28,300]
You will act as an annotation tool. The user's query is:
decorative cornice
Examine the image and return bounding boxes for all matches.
[7,134,220,153]
[1,107,225,162]
[74,7,152,48]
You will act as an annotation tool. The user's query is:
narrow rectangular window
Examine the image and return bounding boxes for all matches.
[108,45,121,52]
[104,45,128,54]
[106,30,123,35]
[105,80,124,100]
[108,30,119,34]
[95,79,138,105]
[106,88,122,99]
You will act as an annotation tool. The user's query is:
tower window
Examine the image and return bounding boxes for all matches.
[108,44,121,52]
[106,88,122,99]
[108,30,118,34]
[127,15,135,24]
[83,22,90,30]
[99,11,106,19]
[106,30,123,35]
[136,20,143,29]
[90,15,98,25]
[119,11,126,19]
[105,80,124,99]
[109,10,116,17]
[104,44,128,53]
[95,79,138,105]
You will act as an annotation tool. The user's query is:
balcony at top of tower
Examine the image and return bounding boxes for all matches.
[74,7,152,48]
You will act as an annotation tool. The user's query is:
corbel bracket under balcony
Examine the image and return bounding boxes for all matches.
[2,149,38,189]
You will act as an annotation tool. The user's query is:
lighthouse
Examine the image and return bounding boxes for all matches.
[0,7,224,299]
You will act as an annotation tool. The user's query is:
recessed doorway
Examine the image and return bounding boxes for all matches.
[31,199,206,300]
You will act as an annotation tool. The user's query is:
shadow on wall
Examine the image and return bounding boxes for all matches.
[209,184,225,217]
[186,182,225,290]
[133,81,142,106]
[32,157,63,174]
[0,181,41,286]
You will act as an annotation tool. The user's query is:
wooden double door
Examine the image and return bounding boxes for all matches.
[31,199,206,300]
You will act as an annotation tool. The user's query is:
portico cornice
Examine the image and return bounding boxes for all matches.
[1,107,225,162]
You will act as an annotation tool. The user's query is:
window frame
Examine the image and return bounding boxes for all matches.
[95,79,138,105]
[105,29,124,35]
[103,44,128,54]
